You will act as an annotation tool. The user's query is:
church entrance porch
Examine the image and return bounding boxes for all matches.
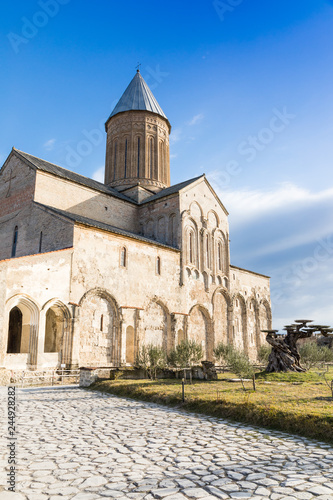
[4,296,39,370]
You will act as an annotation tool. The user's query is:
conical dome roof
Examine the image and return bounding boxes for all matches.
[108,70,168,122]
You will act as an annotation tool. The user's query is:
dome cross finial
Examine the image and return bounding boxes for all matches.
[136,62,141,73]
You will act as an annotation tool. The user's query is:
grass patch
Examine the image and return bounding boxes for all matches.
[90,368,333,444]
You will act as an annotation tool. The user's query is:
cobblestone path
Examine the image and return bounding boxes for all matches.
[1,387,333,500]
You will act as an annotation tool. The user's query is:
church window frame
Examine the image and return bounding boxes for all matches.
[39,231,43,253]
[156,256,161,275]
[11,226,18,257]
[120,246,127,268]
[124,138,128,178]
[113,140,118,180]
[149,136,154,179]
[137,136,141,177]
[217,241,223,271]
[189,231,194,264]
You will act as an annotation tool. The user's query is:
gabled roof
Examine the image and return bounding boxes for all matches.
[141,175,205,204]
[34,202,179,251]
[11,148,136,204]
[107,71,169,126]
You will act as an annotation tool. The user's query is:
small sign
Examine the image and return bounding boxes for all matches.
[61,364,66,368]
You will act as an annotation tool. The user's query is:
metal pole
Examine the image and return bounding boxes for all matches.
[182,379,185,402]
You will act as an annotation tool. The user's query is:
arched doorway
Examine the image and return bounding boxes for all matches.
[79,290,120,367]
[247,299,258,360]
[142,300,169,351]
[5,296,39,368]
[232,296,247,354]
[44,307,65,353]
[7,307,23,353]
[187,305,213,360]
[213,291,230,347]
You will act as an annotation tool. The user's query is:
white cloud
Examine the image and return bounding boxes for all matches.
[187,113,204,126]
[170,128,182,144]
[92,166,104,183]
[211,181,333,225]
[170,154,178,159]
[43,138,56,151]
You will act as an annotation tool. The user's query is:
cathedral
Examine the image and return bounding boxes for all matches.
[0,70,271,376]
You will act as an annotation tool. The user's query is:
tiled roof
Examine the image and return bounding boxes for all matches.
[13,148,135,203]
[108,71,168,123]
[34,202,179,251]
[141,175,204,203]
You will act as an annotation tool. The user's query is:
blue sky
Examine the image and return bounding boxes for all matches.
[1,0,333,329]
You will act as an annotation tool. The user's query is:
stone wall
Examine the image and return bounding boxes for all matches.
[34,171,139,232]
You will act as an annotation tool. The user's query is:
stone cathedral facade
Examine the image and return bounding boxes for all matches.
[0,71,271,375]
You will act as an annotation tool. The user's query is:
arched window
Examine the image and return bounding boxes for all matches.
[7,307,22,353]
[159,141,164,181]
[189,232,194,264]
[120,247,127,267]
[124,138,128,178]
[11,226,18,257]
[113,140,118,180]
[218,242,222,271]
[39,231,43,253]
[137,137,141,177]
[156,256,161,275]
[149,137,154,178]
[206,235,210,269]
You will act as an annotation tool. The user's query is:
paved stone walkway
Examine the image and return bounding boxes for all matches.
[1,387,333,500]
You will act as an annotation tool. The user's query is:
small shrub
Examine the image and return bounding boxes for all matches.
[135,344,167,380]
[258,345,271,364]
[299,342,333,370]
[168,340,203,383]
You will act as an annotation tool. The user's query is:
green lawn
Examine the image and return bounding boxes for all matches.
[90,368,333,444]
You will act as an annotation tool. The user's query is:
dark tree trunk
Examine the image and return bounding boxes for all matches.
[265,330,312,373]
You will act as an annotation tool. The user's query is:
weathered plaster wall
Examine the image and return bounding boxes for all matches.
[0,203,74,261]
[34,171,138,232]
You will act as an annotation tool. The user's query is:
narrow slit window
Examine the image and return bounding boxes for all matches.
[137,137,140,177]
[120,247,127,267]
[39,231,43,253]
[189,232,194,264]
[124,139,128,178]
[156,256,161,275]
[100,314,104,332]
[218,242,222,271]
[11,226,18,257]
[113,141,118,180]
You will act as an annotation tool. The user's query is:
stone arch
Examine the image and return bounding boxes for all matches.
[142,298,170,352]
[79,289,121,367]
[168,213,178,247]
[187,304,213,361]
[5,294,40,367]
[247,297,258,360]
[207,210,219,229]
[212,288,232,347]
[145,218,155,239]
[232,294,248,354]
[157,216,166,243]
[185,219,199,268]
[125,326,135,365]
[259,299,272,346]
[190,201,203,220]
[42,299,71,364]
